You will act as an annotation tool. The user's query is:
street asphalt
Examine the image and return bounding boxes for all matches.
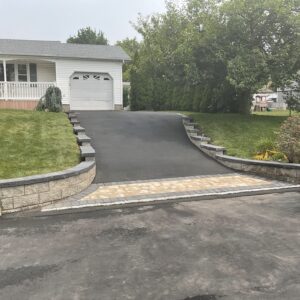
[0,192,299,299]
[76,111,230,183]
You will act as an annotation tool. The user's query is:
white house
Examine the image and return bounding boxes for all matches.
[0,39,130,110]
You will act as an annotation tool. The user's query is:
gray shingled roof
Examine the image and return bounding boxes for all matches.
[0,39,131,61]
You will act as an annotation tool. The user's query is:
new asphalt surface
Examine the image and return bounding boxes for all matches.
[76,111,230,183]
[1,192,299,299]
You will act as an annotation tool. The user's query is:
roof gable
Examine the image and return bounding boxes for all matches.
[0,39,131,61]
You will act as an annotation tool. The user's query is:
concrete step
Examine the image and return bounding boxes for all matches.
[191,135,211,142]
[70,119,80,125]
[80,145,96,161]
[77,134,91,145]
[73,126,85,134]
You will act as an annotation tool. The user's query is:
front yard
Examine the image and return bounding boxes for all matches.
[185,112,287,158]
[0,110,80,179]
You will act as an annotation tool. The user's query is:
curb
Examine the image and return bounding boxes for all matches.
[17,184,300,218]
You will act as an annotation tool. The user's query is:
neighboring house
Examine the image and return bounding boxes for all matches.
[0,39,130,110]
[252,93,269,111]
[252,87,287,111]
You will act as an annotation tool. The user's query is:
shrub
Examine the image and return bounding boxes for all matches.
[123,86,130,108]
[254,139,287,162]
[36,98,46,111]
[277,116,300,163]
[36,86,62,112]
[256,138,275,153]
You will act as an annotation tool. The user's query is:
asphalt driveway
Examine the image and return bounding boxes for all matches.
[1,192,299,299]
[77,111,230,183]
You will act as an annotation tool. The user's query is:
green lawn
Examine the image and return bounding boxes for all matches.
[185,112,287,158]
[253,110,299,117]
[0,110,80,179]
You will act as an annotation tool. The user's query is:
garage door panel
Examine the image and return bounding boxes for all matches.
[71,100,112,110]
[70,73,113,110]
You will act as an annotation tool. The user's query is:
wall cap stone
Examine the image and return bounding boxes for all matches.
[0,161,95,188]
[77,134,91,144]
[200,143,226,152]
[80,145,96,158]
[73,126,85,133]
[216,154,300,170]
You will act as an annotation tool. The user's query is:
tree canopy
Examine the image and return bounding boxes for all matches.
[116,38,140,82]
[67,27,108,45]
[129,0,300,113]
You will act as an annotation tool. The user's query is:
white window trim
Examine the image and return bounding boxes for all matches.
[10,63,35,82]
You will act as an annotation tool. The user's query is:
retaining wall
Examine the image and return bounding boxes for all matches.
[0,112,96,215]
[183,116,300,184]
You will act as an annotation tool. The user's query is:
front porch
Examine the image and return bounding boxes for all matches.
[0,59,56,109]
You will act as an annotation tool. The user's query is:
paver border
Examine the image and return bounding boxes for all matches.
[181,114,300,183]
[0,111,96,215]
[41,181,300,215]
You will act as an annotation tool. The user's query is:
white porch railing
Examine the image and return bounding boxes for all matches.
[0,82,56,100]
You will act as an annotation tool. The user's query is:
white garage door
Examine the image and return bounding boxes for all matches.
[70,73,113,110]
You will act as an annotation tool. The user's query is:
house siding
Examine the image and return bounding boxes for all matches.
[37,62,56,82]
[1,55,124,109]
[54,58,123,106]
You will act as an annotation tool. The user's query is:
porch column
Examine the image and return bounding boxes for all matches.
[3,60,7,100]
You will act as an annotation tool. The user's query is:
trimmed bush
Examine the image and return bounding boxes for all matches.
[36,86,62,112]
[277,116,300,163]
[123,86,130,108]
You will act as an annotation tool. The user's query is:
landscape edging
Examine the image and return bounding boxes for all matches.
[0,112,96,215]
[182,115,300,184]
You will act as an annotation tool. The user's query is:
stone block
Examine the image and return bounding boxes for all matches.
[85,157,96,162]
[62,104,70,112]
[275,167,297,180]
[70,119,80,125]
[114,104,123,110]
[25,182,49,195]
[61,185,80,198]
[13,194,39,209]
[77,134,91,144]
[1,198,14,210]
[219,160,243,171]
[80,145,96,158]
[73,126,85,134]
[49,176,80,191]
[39,190,62,203]
[242,164,275,176]
[1,186,24,198]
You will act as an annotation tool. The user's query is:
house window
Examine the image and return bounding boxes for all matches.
[0,64,3,81]
[29,63,37,82]
[18,64,27,82]
[6,64,15,81]
[0,64,15,81]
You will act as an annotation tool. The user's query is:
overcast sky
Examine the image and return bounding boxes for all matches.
[0,0,166,44]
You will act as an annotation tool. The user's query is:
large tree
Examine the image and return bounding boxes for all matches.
[129,0,300,113]
[67,27,108,45]
[116,38,140,81]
